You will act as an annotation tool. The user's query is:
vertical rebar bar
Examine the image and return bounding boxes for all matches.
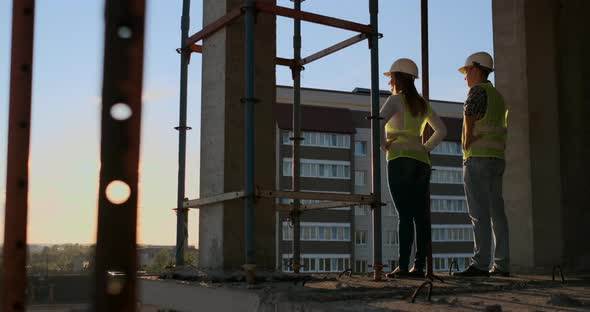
[420,0,434,278]
[369,0,383,281]
[93,0,146,310]
[175,0,192,267]
[291,0,303,274]
[244,0,257,275]
[2,1,35,311]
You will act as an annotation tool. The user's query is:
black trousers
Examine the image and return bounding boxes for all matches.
[387,157,431,270]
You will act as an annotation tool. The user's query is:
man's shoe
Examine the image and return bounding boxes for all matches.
[489,266,510,277]
[386,266,409,278]
[452,265,490,277]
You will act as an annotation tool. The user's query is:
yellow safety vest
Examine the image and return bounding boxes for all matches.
[462,82,508,160]
[385,94,432,166]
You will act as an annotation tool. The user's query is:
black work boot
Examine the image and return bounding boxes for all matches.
[452,265,490,277]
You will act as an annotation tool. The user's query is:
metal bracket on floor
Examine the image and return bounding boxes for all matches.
[338,269,353,278]
[410,281,433,303]
[294,275,313,286]
[242,263,256,284]
[552,265,566,284]
[370,263,385,282]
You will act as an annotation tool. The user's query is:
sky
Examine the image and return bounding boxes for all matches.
[0,0,493,246]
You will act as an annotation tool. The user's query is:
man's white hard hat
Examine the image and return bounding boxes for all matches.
[459,52,494,74]
[384,58,419,79]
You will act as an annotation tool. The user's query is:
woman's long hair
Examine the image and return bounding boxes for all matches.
[393,72,427,117]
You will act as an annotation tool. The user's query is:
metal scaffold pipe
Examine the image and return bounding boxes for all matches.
[175,0,191,267]
[369,0,383,281]
[243,0,257,282]
[291,0,303,275]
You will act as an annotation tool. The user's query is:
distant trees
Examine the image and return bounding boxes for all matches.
[28,244,94,274]
[25,244,199,275]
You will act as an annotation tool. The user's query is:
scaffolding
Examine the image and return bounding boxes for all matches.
[2,0,440,311]
[180,0,384,282]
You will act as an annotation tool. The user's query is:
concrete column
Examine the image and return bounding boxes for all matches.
[199,0,276,270]
[493,0,590,272]
[555,0,590,271]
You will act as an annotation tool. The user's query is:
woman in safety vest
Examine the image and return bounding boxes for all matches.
[380,58,447,278]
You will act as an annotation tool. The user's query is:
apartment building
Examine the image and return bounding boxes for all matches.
[275,86,470,274]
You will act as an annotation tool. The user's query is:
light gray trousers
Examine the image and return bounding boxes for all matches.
[463,157,510,271]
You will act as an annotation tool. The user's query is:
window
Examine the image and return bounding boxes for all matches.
[283,158,350,179]
[384,231,398,245]
[431,141,462,156]
[355,141,367,156]
[431,196,467,213]
[283,254,350,273]
[355,260,367,273]
[282,222,351,241]
[354,206,370,216]
[355,171,366,186]
[431,225,473,242]
[431,166,463,184]
[432,255,472,272]
[283,131,351,149]
[355,230,367,245]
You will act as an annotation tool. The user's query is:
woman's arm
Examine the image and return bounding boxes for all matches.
[423,110,447,152]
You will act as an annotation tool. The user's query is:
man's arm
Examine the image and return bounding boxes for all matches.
[463,115,477,150]
[463,85,487,150]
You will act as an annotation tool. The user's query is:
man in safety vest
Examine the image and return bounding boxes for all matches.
[453,52,510,277]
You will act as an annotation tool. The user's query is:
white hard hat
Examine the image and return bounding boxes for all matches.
[459,52,494,74]
[384,58,419,79]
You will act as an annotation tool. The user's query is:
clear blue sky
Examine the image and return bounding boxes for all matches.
[0,0,493,246]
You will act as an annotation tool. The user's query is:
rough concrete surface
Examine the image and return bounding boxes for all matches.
[135,272,590,312]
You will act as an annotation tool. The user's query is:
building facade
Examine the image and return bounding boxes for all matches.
[275,86,470,273]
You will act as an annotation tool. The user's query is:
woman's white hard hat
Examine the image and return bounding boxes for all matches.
[383,58,419,79]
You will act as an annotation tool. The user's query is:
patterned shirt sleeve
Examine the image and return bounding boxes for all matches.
[464,85,487,120]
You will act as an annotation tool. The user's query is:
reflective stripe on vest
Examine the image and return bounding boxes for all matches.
[463,83,508,160]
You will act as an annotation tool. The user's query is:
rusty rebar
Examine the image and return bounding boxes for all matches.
[410,281,433,303]
[92,0,146,310]
[2,1,36,311]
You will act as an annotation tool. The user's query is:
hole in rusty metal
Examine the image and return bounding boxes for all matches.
[23,8,33,16]
[21,64,30,72]
[110,103,132,121]
[105,180,131,204]
[107,271,126,295]
[16,240,25,249]
[117,26,133,39]
[19,121,29,129]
